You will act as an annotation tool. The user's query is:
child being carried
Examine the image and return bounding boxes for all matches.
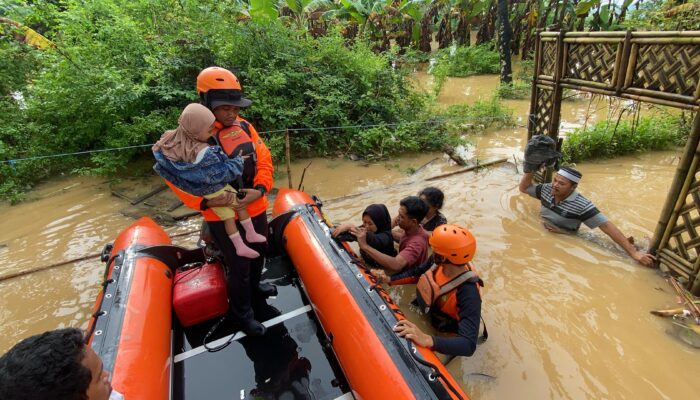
[152,103,266,258]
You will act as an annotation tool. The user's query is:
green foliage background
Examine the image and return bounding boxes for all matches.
[0,0,482,201]
[430,45,501,95]
[561,115,690,164]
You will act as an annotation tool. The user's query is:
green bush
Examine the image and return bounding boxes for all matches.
[430,45,500,95]
[392,47,432,71]
[439,96,515,132]
[496,81,531,100]
[622,0,700,31]
[442,45,501,77]
[0,1,465,201]
[515,59,535,83]
[561,115,689,163]
[216,22,439,160]
[495,59,535,100]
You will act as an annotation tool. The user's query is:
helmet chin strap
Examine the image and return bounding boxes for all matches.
[433,254,447,265]
[200,92,211,109]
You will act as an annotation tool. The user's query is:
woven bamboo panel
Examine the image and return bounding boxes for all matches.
[531,87,554,137]
[660,166,700,281]
[529,31,700,290]
[631,44,700,98]
[540,40,558,78]
[564,42,618,87]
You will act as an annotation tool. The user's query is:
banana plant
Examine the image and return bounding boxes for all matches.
[278,0,333,35]
[249,0,280,21]
[320,0,394,50]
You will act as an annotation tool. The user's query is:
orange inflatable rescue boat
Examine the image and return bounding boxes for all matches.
[85,190,469,400]
[271,189,468,399]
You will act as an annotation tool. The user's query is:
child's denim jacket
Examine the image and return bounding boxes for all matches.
[152,146,244,196]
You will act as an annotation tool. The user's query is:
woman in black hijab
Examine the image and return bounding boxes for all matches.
[332,204,397,268]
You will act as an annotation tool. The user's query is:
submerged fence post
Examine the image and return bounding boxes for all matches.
[285,129,292,189]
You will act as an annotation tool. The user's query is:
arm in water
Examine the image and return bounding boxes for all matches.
[373,255,434,285]
[393,284,481,357]
[598,221,656,267]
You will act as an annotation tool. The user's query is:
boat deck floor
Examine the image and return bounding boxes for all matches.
[172,255,351,400]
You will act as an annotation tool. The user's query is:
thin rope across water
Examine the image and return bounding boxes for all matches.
[1,116,514,164]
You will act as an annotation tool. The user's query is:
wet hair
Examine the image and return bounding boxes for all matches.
[419,187,444,210]
[0,328,92,400]
[400,196,429,224]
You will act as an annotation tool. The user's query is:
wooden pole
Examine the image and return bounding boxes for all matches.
[527,29,543,140]
[297,161,313,191]
[130,184,167,205]
[615,30,632,96]
[285,129,292,189]
[425,157,508,181]
[651,112,700,255]
[324,158,509,203]
[548,30,565,141]
[657,152,700,253]
[543,30,566,183]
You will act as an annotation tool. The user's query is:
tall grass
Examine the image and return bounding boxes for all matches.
[561,115,689,163]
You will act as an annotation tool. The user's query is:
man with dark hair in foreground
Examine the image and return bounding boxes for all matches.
[0,328,113,400]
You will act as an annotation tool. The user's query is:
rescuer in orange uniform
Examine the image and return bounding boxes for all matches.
[164,67,274,336]
[372,224,484,356]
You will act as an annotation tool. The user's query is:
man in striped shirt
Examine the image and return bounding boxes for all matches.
[519,166,655,266]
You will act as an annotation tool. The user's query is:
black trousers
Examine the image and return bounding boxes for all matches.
[207,212,268,322]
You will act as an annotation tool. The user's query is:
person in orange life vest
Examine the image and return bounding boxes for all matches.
[371,224,483,356]
[152,103,266,259]
[163,67,274,337]
[355,196,429,272]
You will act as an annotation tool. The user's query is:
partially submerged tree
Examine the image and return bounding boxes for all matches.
[497,0,513,84]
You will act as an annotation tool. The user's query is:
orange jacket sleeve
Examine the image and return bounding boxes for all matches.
[247,122,274,192]
[163,180,220,221]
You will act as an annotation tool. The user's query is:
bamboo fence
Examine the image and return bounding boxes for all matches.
[527,30,700,293]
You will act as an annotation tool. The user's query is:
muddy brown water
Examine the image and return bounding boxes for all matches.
[1,72,698,399]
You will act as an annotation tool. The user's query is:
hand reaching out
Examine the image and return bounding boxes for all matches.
[370,269,389,284]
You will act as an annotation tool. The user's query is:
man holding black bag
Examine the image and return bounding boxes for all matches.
[518,135,656,267]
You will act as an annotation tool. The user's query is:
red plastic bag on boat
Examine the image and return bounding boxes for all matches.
[173,261,229,327]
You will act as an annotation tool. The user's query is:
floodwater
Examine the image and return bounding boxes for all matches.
[1,70,698,400]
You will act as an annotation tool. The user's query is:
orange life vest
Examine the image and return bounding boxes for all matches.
[163,117,273,221]
[415,262,482,321]
[215,121,257,188]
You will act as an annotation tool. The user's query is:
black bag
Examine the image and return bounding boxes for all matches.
[523,135,561,173]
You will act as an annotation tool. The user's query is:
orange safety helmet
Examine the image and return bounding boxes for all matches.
[196,66,252,109]
[429,224,477,265]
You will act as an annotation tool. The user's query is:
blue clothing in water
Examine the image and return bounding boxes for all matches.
[153,147,244,196]
[391,256,481,357]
